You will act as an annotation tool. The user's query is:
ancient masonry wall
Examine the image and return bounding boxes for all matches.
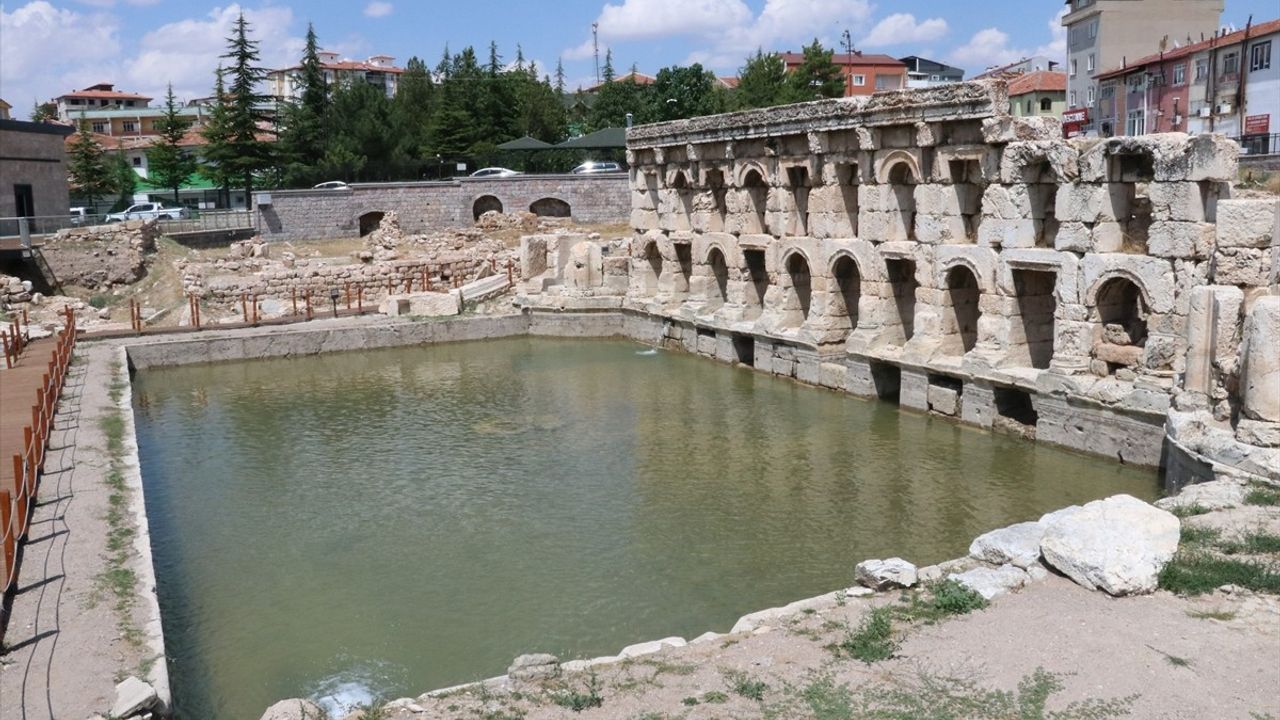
[255,174,631,242]
[518,80,1279,484]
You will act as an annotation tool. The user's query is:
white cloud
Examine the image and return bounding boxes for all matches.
[363,1,393,19]
[0,1,122,112]
[946,8,1067,75]
[562,37,597,62]
[597,0,751,40]
[859,13,948,48]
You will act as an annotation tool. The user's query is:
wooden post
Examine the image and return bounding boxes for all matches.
[292,287,298,316]
[357,285,364,313]
[404,277,412,293]
[507,259,513,285]
[241,294,249,324]
[305,290,313,320]
[1,489,15,591]
[345,283,352,310]
[2,332,10,369]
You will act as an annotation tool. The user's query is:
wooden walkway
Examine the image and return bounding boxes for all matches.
[0,337,57,485]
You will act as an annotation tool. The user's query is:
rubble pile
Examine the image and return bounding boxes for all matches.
[40,219,160,290]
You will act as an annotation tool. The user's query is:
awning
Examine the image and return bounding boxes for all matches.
[555,127,626,149]
[496,135,554,150]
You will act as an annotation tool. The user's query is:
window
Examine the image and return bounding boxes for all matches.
[1087,54,1095,72]
[132,156,142,167]
[852,74,866,86]
[1089,19,1098,38]
[1040,97,1053,112]
[1025,100,1032,113]
[1126,108,1145,136]
[91,121,107,133]
[1251,41,1272,71]
[1173,64,1186,85]
[1195,58,1209,80]
[1222,52,1239,75]
[125,101,135,107]
[1087,85,1095,105]
[1071,58,1078,77]
[1070,90,1077,106]
[1127,73,1144,90]
[122,121,137,132]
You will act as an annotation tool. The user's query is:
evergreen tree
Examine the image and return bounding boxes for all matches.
[109,153,138,211]
[602,49,615,83]
[391,56,434,175]
[554,58,567,96]
[487,41,502,76]
[786,39,845,102]
[200,69,237,205]
[67,117,112,210]
[515,44,526,72]
[146,84,198,203]
[218,12,276,203]
[278,23,330,186]
[735,49,790,109]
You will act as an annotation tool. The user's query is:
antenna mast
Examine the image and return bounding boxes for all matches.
[593,23,600,84]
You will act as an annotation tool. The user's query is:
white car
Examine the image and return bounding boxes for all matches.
[105,202,189,222]
[470,167,521,178]
[312,180,350,189]
[570,161,623,175]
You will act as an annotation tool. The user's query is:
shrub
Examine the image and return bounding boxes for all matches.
[837,606,897,663]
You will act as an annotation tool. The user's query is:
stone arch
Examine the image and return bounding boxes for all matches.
[706,245,730,306]
[530,197,571,217]
[638,237,663,296]
[943,265,981,354]
[782,250,813,327]
[733,161,771,188]
[828,252,862,332]
[669,171,694,229]
[936,252,997,295]
[472,195,503,221]
[875,150,922,184]
[1084,270,1153,312]
[883,157,918,241]
[737,166,770,235]
[357,210,384,237]
[1088,275,1150,376]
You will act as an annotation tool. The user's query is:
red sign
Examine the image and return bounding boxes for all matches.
[1062,108,1090,124]
[1244,114,1271,135]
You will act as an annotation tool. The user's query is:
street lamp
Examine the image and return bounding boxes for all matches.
[329,287,340,318]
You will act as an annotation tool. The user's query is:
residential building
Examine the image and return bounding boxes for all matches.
[780,51,906,96]
[899,56,964,88]
[53,83,151,121]
[1094,17,1278,151]
[973,56,1061,79]
[267,52,403,100]
[65,106,211,139]
[1008,71,1068,119]
[0,98,11,120]
[1,118,73,220]
[1063,0,1224,135]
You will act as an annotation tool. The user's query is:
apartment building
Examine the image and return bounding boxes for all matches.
[1063,0,1224,135]
[899,56,964,88]
[267,52,403,101]
[973,56,1061,80]
[1008,71,1068,119]
[780,51,906,97]
[54,83,152,122]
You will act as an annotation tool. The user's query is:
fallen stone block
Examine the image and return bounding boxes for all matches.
[618,636,685,658]
[1040,494,1180,596]
[112,676,159,719]
[950,564,1030,600]
[508,653,560,681]
[1154,479,1246,511]
[855,557,918,590]
[969,521,1045,569]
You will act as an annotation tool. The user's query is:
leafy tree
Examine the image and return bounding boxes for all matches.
[145,84,198,203]
[68,118,113,210]
[30,101,57,123]
[786,39,846,102]
[735,49,790,109]
[217,12,276,203]
[109,153,137,211]
[648,64,726,122]
[589,77,651,130]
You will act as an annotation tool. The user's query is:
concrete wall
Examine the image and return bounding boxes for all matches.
[0,119,74,220]
[255,174,631,242]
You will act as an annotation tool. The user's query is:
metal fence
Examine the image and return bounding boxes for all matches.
[0,210,255,241]
[1234,133,1280,157]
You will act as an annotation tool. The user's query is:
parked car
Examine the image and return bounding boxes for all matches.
[570,161,623,175]
[69,207,90,226]
[313,180,350,189]
[470,167,521,178]
[105,202,189,222]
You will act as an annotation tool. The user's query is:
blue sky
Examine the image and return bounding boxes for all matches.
[2,0,1275,114]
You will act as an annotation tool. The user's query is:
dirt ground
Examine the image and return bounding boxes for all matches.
[380,502,1280,720]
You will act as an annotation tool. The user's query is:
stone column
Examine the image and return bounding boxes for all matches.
[1241,295,1280,423]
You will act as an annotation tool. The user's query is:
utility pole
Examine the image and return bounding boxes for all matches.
[842,29,854,96]
[593,23,600,84]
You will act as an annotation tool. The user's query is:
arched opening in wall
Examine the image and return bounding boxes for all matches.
[358,211,385,237]
[1040,97,1053,112]
[1107,151,1154,253]
[742,168,768,234]
[1011,269,1057,370]
[830,254,861,333]
[674,242,693,296]
[948,159,984,242]
[785,166,810,236]
[1025,160,1059,248]
[1091,277,1149,376]
[944,266,981,354]
[705,169,728,231]
[886,161,917,241]
[472,195,503,221]
[783,253,812,327]
[836,163,859,236]
[885,258,918,343]
[707,247,730,307]
[1198,180,1223,222]
[530,197,571,218]
[742,248,768,319]
[671,172,693,230]
[643,241,663,296]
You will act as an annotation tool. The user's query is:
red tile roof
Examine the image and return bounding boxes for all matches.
[780,52,906,68]
[58,88,152,101]
[270,59,404,75]
[584,70,656,93]
[1007,70,1068,96]
[1096,17,1280,79]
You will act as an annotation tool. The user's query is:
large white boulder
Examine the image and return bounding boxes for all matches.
[969,521,1045,569]
[950,564,1030,600]
[1040,495,1180,596]
[111,676,158,719]
[855,557,918,590]
[259,698,326,720]
[1154,479,1246,512]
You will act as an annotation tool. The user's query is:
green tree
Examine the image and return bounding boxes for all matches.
[145,84,198,204]
[321,81,394,181]
[735,49,790,109]
[200,69,237,206]
[390,56,434,176]
[786,39,845,102]
[30,101,57,123]
[109,153,137,211]
[648,64,726,122]
[554,58,567,96]
[217,12,276,204]
[278,23,330,186]
[67,117,112,210]
[589,77,651,130]
[602,49,615,83]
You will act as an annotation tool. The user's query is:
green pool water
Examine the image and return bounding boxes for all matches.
[130,336,1158,718]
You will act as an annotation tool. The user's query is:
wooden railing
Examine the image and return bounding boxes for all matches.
[1,309,76,609]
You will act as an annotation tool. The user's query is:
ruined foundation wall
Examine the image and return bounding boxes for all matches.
[518,80,1279,481]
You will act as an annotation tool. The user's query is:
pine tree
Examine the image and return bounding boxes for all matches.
[200,69,237,206]
[218,12,276,204]
[786,39,845,102]
[278,23,330,186]
[146,84,198,204]
[554,58,567,96]
[515,44,526,72]
[109,153,138,211]
[735,49,790,109]
[67,117,112,210]
[602,49,615,83]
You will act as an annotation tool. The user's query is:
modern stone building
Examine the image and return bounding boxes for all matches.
[1064,0,1224,135]
[0,118,74,221]
[517,80,1278,486]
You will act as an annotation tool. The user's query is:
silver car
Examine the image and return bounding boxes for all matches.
[571,161,623,175]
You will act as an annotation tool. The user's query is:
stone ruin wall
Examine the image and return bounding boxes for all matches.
[518,80,1279,485]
